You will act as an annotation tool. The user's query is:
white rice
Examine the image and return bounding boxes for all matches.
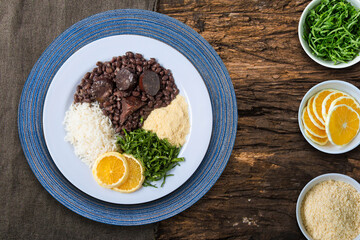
[63,102,118,168]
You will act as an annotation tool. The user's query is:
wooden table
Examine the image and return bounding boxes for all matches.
[155,0,360,239]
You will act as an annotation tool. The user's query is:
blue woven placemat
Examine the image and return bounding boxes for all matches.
[18,9,237,225]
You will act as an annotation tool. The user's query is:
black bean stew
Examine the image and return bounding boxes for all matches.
[74,51,179,134]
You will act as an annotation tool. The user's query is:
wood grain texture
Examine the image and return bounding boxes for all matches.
[156,0,360,239]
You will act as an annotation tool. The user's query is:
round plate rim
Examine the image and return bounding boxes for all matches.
[42,34,213,204]
[17,9,237,225]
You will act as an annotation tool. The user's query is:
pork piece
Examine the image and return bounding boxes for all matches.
[120,96,146,124]
[115,68,137,91]
[90,77,114,103]
[139,70,160,96]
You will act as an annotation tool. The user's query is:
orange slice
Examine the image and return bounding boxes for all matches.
[92,152,129,188]
[302,107,327,138]
[322,91,347,121]
[113,154,145,193]
[307,96,325,130]
[312,89,334,125]
[325,104,360,146]
[329,96,360,116]
[304,129,328,145]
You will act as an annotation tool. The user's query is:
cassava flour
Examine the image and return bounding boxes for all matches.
[143,95,190,146]
[301,180,360,240]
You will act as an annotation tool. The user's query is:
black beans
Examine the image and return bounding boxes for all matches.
[136,65,143,73]
[73,51,180,134]
[83,83,91,90]
[132,91,140,97]
[106,67,113,73]
[126,51,134,58]
[174,88,179,95]
[115,68,137,91]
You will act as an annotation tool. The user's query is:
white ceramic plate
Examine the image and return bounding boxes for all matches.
[298,80,360,154]
[43,35,213,204]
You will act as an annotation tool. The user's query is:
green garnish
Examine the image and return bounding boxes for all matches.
[116,129,184,187]
[304,0,360,64]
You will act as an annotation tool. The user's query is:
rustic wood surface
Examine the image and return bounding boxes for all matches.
[156,0,360,239]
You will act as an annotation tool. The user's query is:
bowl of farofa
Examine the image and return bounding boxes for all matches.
[296,173,360,240]
[298,0,360,68]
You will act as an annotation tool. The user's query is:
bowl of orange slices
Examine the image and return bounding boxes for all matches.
[299,80,360,154]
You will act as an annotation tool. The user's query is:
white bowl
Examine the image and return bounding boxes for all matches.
[298,0,360,68]
[296,173,360,240]
[298,80,360,154]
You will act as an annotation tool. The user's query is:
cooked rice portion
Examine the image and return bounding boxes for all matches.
[63,102,118,167]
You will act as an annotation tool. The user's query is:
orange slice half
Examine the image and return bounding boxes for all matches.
[92,152,129,188]
[307,96,325,130]
[312,89,334,125]
[302,107,327,138]
[304,130,328,145]
[325,104,360,146]
[322,91,347,121]
[329,96,360,117]
[113,154,145,193]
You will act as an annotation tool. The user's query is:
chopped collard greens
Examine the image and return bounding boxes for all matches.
[117,129,184,187]
[304,0,360,63]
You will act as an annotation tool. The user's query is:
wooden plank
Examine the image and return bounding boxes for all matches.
[156,0,360,239]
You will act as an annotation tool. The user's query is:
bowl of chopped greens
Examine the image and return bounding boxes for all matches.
[299,0,360,68]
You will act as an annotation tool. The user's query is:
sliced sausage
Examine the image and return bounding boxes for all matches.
[139,70,160,96]
[115,68,137,91]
